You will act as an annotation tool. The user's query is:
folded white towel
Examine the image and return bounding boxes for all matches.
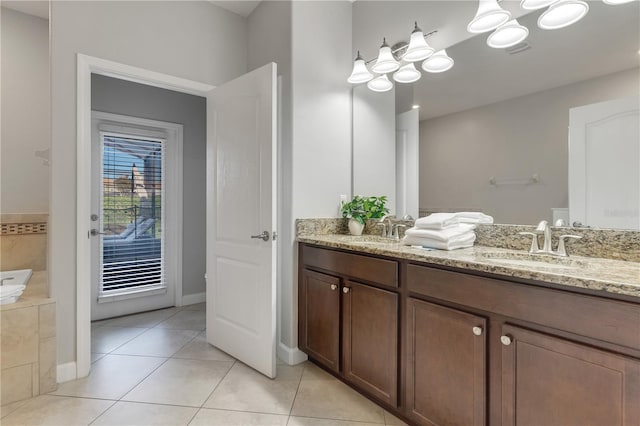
[404,224,476,242]
[403,232,476,250]
[415,212,494,229]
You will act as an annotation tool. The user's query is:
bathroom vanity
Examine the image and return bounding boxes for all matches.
[297,235,640,426]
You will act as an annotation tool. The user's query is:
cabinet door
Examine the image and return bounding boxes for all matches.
[501,324,640,426]
[299,269,340,372]
[406,298,486,426]
[343,280,399,406]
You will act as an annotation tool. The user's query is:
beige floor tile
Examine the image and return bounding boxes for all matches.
[155,310,206,331]
[204,362,303,415]
[182,302,205,311]
[92,401,198,426]
[383,410,409,426]
[92,352,107,363]
[91,326,147,353]
[104,307,181,328]
[189,408,288,425]
[1,395,113,426]
[1,399,28,419]
[288,416,384,426]
[123,358,233,407]
[173,333,235,362]
[301,362,338,381]
[291,379,385,424]
[112,328,198,357]
[52,354,166,400]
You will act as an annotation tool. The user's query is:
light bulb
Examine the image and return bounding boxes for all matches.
[367,74,394,92]
[347,51,373,84]
[371,39,400,74]
[393,63,422,83]
[403,22,435,62]
[538,0,589,30]
[487,19,529,48]
[467,0,512,34]
[422,49,454,73]
[603,0,637,4]
[520,0,556,9]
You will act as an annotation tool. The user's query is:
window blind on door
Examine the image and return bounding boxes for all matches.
[100,134,166,295]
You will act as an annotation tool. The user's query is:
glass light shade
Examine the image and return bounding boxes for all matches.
[347,52,373,84]
[538,0,589,30]
[403,24,435,62]
[467,0,512,33]
[367,74,394,92]
[487,19,529,48]
[422,49,454,73]
[371,39,400,74]
[393,63,422,83]
[603,0,636,4]
[520,0,556,9]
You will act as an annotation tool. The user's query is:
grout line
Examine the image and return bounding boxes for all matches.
[198,360,237,409]
[86,399,118,426]
[288,362,306,418]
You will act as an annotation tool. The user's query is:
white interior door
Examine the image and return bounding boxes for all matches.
[206,63,277,378]
[569,96,640,229]
[396,109,419,220]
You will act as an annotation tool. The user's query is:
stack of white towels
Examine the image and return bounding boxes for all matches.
[402,212,494,250]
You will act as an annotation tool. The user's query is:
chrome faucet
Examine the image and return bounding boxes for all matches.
[536,220,553,254]
[377,215,394,238]
[519,220,582,257]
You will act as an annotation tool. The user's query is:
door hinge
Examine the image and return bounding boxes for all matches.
[272,231,277,241]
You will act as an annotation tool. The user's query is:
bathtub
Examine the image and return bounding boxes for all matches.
[0,269,32,304]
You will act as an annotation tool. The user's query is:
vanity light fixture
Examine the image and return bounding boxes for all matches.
[412,105,420,109]
[467,0,512,34]
[538,0,589,30]
[422,49,455,73]
[520,0,556,9]
[403,22,435,62]
[371,38,400,74]
[393,63,422,83]
[347,51,374,84]
[603,0,637,4]
[487,19,529,48]
[367,74,394,92]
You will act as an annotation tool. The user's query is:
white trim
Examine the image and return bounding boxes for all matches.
[57,362,78,383]
[97,286,168,304]
[277,342,308,366]
[76,54,214,379]
[181,291,206,306]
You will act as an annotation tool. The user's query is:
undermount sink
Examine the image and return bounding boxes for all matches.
[340,235,400,246]
[477,251,590,270]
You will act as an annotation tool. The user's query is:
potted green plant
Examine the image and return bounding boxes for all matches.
[341,195,389,236]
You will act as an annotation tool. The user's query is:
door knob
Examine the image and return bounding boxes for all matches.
[250,231,270,241]
[90,229,106,236]
[501,335,513,346]
[342,287,350,294]
[472,326,483,336]
[330,284,337,291]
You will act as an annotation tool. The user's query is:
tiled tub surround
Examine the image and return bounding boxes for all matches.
[295,219,640,299]
[1,272,57,405]
[0,214,56,405]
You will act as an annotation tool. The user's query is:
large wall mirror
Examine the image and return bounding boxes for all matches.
[352,0,640,230]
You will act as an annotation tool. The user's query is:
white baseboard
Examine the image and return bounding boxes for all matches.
[277,342,308,365]
[181,292,206,306]
[57,362,77,383]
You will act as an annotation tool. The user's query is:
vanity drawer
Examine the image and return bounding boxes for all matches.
[407,264,640,352]
[301,244,398,288]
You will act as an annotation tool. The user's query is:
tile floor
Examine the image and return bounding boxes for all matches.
[0,303,408,425]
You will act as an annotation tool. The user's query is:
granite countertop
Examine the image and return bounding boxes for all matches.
[297,234,640,299]
[1,271,53,311]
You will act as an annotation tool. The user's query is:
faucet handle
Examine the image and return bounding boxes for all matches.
[376,222,388,237]
[392,224,407,240]
[518,231,540,253]
[557,234,582,257]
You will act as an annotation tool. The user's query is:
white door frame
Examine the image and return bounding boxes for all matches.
[76,54,214,378]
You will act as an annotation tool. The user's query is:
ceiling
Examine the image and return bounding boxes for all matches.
[209,0,261,17]
[353,0,640,120]
[1,0,48,19]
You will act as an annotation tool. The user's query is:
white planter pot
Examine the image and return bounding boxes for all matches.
[348,218,365,236]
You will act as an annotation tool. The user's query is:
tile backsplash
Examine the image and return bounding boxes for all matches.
[0,214,48,271]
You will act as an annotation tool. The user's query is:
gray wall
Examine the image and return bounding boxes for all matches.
[419,68,640,225]
[91,74,206,298]
[51,0,247,367]
[1,7,49,213]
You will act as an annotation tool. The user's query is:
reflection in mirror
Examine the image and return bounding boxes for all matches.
[416,1,639,229]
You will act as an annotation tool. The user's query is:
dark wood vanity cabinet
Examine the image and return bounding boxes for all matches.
[406,298,486,426]
[298,243,640,426]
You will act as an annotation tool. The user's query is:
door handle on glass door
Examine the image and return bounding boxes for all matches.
[251,231,270,241]
[90,229,106,236]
